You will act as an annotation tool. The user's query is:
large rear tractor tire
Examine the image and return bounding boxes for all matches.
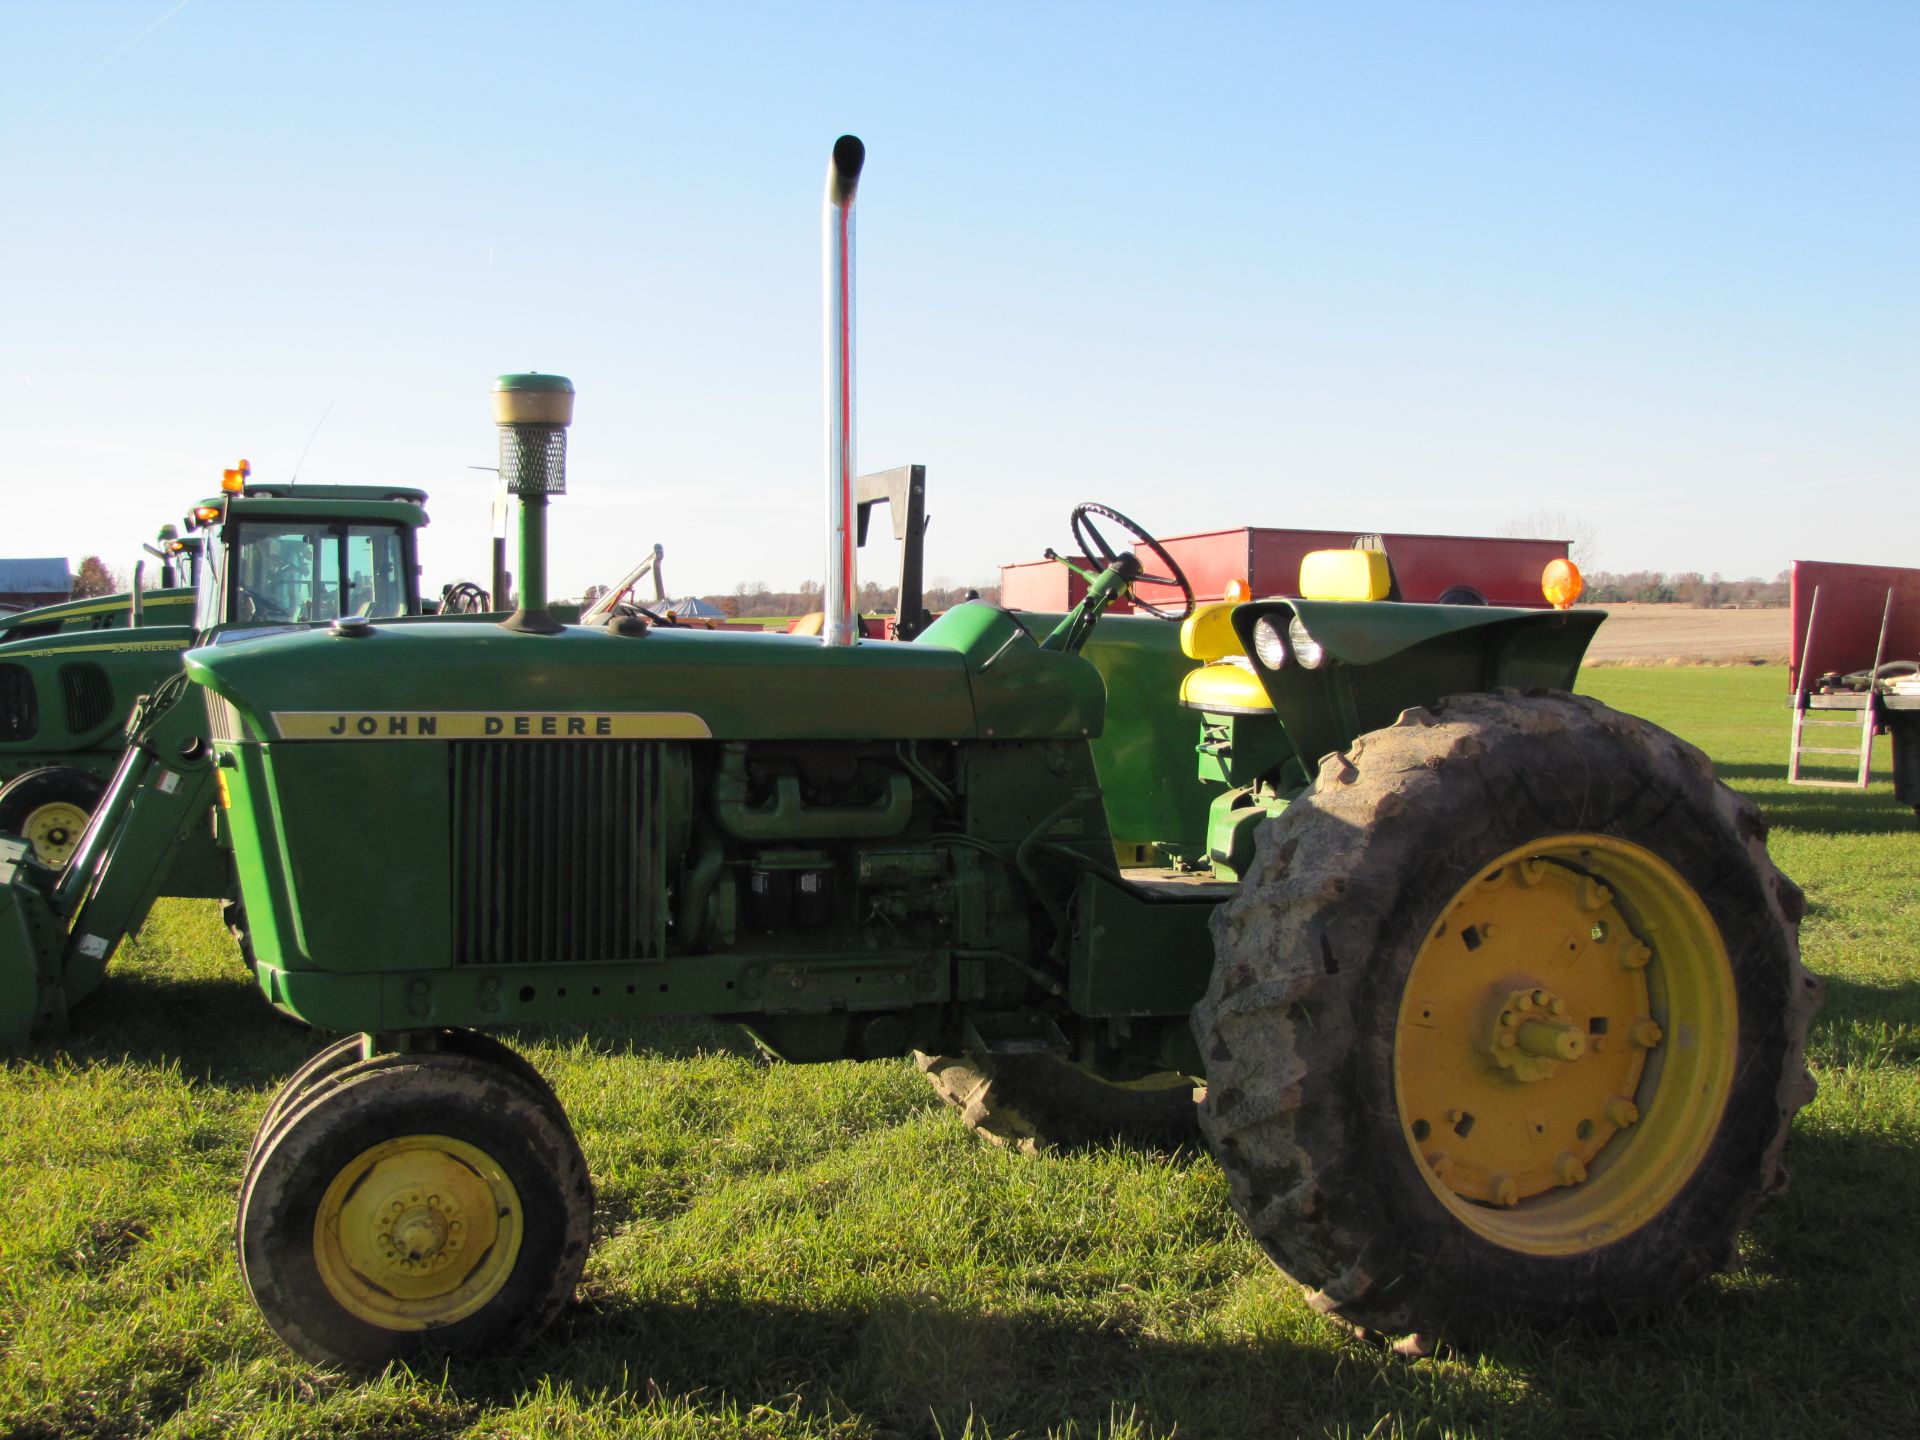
[1193,691,1820,1341]
[0,766,107,868]
[916,1050,1200,1153]
[238,1051,592,1367]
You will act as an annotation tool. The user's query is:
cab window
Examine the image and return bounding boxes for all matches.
[228,525,411,624]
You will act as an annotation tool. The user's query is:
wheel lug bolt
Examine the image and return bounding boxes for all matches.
[1490,1173,1519,1207]
[1424,1150,1452,1179]
[1554,1153,1587,1186]
[1631,1021,1663,1049]
[1620,942,1652,970]
[1607,1098,1640,1128]
[1532,989,1551,1007]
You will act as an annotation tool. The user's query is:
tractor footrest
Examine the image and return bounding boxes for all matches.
[962,1010,1070,1057]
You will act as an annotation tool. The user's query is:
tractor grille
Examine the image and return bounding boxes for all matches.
[206,697,244,743]
[450,740,666,966]
[60,663,113,734]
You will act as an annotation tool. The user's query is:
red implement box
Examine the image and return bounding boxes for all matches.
[1786,559,1920,807]
[1001,528,1568,611]
[1789,559,1920,693]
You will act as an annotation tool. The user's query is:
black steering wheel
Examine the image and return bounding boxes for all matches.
[610,600,678,627]
[440,580,492,614]
[1068,503,1195,620]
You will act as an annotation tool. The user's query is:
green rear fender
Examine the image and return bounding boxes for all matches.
[1229,599,1605,769]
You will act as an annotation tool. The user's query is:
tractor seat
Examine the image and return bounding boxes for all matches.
[1178,601,1273,713]
[1180,657,1273,713]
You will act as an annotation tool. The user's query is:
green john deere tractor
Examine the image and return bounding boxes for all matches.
[1,136,1818,1364]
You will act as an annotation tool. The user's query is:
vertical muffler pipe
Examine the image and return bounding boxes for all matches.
[822,134,865,647]
[493,372,574,635]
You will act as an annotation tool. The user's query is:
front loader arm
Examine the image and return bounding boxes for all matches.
[0,675,218,1045]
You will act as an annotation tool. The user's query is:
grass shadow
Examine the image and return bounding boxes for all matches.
[440,1289,1548,1440]
[52,967,321,1090]
[1752,793,1916,836]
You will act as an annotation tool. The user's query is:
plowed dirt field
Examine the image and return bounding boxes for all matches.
[1579,603,1789,665]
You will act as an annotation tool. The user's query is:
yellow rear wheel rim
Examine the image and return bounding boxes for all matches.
[1394,835,1737,1256]
[314,1134,523,1330]
[22,800,89,867]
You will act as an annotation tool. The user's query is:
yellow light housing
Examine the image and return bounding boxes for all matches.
[1542,558,1584,610]
[193,505,222,524]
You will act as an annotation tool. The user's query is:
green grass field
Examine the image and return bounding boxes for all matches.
[2,666,1915,1439]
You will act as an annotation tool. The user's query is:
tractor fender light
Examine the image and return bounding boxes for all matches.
[1542,558,1583,610]
[1288,615,1327,669]
[1224,577,1253,604]
[192,505,222,526]
[1252,616,1290,670]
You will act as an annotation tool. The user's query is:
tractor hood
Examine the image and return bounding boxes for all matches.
[182,611,1107,744]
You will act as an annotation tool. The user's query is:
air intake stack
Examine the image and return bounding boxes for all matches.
[821,135,865,647]
[493,372,574,635]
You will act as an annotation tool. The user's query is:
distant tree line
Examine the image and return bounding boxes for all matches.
[1581,570,1788,607]
[704,579,1000,620]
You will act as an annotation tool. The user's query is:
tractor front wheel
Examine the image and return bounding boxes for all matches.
[1193,691,1820,1340]
[916,1050,1200,1153]
[0,767,106,868]
[238,1050,591,1367]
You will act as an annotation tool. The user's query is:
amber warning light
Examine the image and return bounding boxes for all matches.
[1542,558,1583,611]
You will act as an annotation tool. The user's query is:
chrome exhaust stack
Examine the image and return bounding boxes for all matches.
[821,134,865,647]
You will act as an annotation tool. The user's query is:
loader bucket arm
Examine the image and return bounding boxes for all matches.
[0,674,218,1045]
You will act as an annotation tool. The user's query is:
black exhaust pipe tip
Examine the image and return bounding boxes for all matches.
[829,135,865,206]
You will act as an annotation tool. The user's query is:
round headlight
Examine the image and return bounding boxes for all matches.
[1252,617,1289,670]
[1288,615,1326,669]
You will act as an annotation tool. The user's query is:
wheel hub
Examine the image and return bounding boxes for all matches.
[1485,985,1588,1079]
[1394,835,1737,1254]
[23,801,90,867]
[377,1191,465,1274]
[314,1134,522,1328]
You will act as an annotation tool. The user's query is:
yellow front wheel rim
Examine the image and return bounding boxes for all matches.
[314,1134,523,1330]
[22,800,90,867]
[1394,835,1738,1256]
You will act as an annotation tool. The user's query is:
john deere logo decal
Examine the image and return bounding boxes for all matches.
[272,711,712,740]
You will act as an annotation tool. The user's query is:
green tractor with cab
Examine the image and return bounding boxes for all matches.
[0,136,1818,1364]
[1,467,437,866]
[0,471,447,1027]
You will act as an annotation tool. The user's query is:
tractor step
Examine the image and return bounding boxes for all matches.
[961,1010,1071,1057]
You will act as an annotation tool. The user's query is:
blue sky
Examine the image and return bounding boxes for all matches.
[3,1,1913,599]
